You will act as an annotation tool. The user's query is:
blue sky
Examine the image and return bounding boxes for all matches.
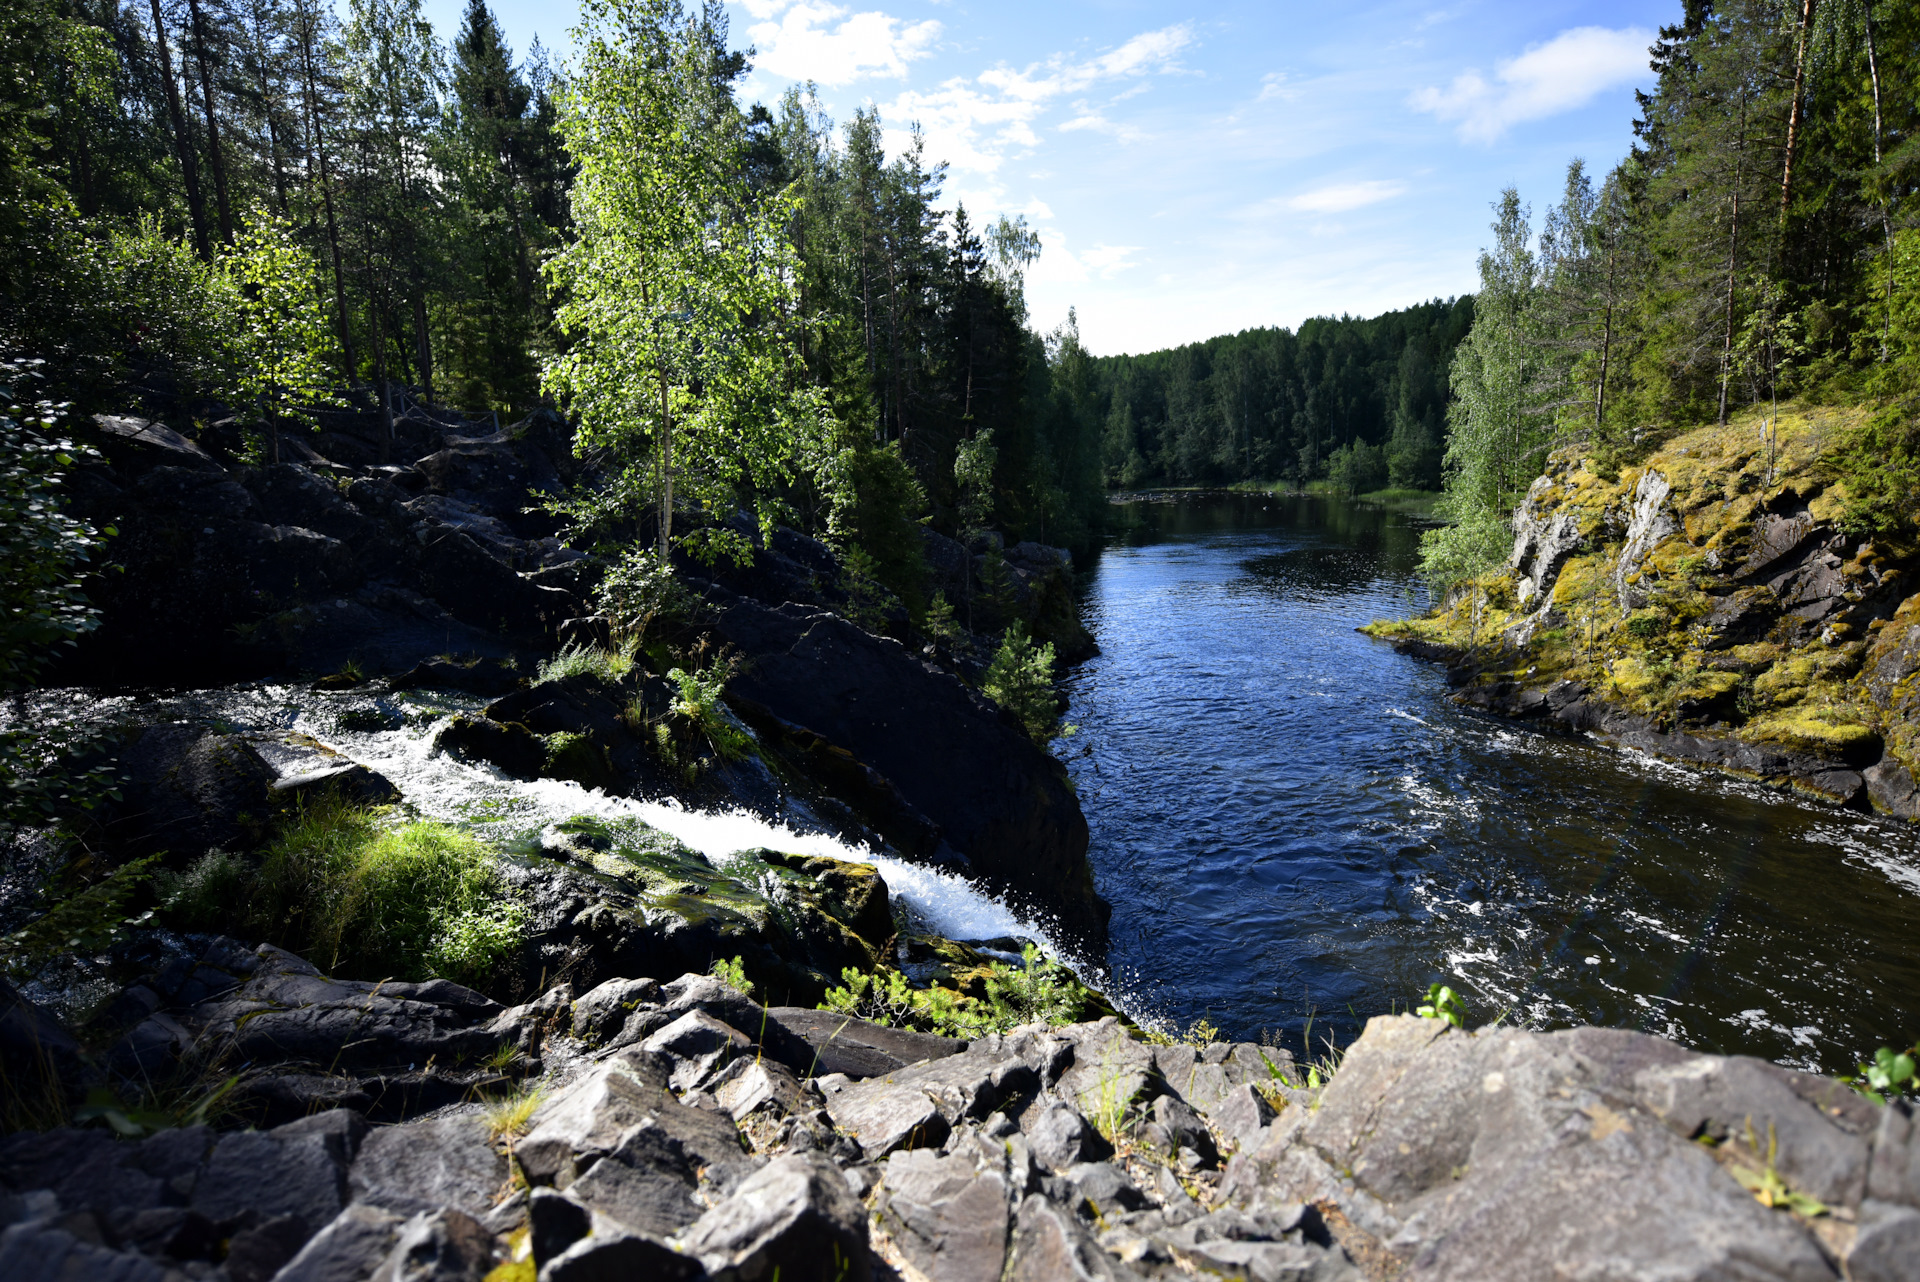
[409,0,1677,355]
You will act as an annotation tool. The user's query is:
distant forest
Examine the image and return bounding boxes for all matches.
[1088,299,1476,493]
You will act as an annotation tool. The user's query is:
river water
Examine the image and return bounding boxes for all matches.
[1062,491,1920,1076]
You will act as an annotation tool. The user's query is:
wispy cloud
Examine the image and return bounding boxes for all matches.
[882,24,1190,180]
[1410,25,1652,143]
[1030,231,1143,285]
[1256,72,1292,103]
[745,1,941,87]
[1288,180,1407,213]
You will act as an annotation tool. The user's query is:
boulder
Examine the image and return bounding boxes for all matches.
[711,597,1106,949]
[563,1123,702,1238]
[111,726,278,857]
[760,1007,964,1080]
[349,1115,508,1220]
[676,1152,872,1282]
[273,1203,408,1282]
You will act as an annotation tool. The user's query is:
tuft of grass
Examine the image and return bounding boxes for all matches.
[161,796,523,987]
[483,1085,545,1144]
[536,642,636,686]
[709,954,755,997]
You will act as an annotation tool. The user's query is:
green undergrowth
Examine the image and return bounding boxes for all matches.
[819,943,1088,1038]
[159,794,523,986]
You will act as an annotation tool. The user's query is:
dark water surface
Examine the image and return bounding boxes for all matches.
[1062,491,1920,1075]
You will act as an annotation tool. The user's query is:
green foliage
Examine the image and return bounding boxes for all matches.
[2,855,160,980]
[668,663,753,761]
[829,441,928,618]
[1415,982,1468,1028]
[708,954,754,996]
[1326,439,1386,496]
[0,366,104,689]
[1842,1042,1920,1104]
[189,797,524,985]
[924,591,962,647]
[595,548,699,644]
[542,0,835,565]
[220,208,341,429]
[820,945,1081,1039]
[981,623,1060,742]
[837,545,896,634]
[537,641,636,685]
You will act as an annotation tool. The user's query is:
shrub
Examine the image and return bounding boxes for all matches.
[982,623,1060,742]
[819,946,1082,1039]
[668,664,753,761]
[537,642,635,685]
[709,955,754,996]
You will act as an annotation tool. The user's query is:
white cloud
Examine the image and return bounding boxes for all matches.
[881,24,1190,178]
[1288,180,1407,213]
[747,1,940,87]
[1410,25,1652,143]
[1029,230,1143,285]
[1256,72,1291,103]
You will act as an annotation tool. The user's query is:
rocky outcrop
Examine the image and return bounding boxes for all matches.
[1370,406,1920,817]
[711,597,1106,949]
[9,945,1907,1282]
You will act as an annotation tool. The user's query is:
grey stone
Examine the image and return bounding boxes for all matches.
[193,1129,347,1233]
[1004,1194,1138,1281]
[1866,1099,1919,1208]
[570,979,661,1046]
[876,1146,1014,1282]
[1054,1020,1158,1123]
[539,1231,700,1282]
[527,1189,591,1268]
[118,1206,220,1262]
[1062,1163,1148,1219]
[711,1059,810,1123]
[272,1110,369,1167]
[272,1203,407,1282]
[227,1214,311,1282]
[1024,1101,1112,1172]
[516,1050,743,1188]
[678,1152,872,1282]
[349,1115,508,1219]
[1850,1199,1920,1282]
[1142,1094,1219,1168]
[761,1007,965,1079]
[821,1073,951,1158]
[0,1219,176,1282]
[641,1009,751,1092]
[369,1208,498,1282]
[822,1035,1044,1159]
[1212,1082,1278,1151]
[0,1128,167,1222]
[564,1124,701,1238]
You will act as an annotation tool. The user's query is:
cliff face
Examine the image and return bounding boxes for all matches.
[1368,403,1920,816]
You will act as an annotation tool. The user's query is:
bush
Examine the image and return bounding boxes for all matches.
[982,623,1060,742]
[182,797,524,986]
[668,664,753,762]
[819,946,1083,1038]
[829,441,929,619]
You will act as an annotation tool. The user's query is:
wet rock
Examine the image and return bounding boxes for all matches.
[270,761,400,806]
[711,597,1106,950]
[434,713,546,779]
[677,1152,871,1282]
[391,657,523,696]
[0,978,81,1104]
[113,726,278,857]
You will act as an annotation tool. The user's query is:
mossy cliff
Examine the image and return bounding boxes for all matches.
[1366,403,1920,816]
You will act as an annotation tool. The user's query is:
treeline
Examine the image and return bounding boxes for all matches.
[1087,299,1475,492]
[1426,0,1920,581]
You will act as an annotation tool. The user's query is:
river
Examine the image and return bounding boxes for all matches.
[1062,490,1920,1077]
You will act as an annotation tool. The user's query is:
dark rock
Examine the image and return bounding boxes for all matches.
[224,1212,310,1282]
[516,1050,744,1189]
[527,1188,591,1268]
[372,1207,498,1282]
[113,726,278,857]
[570,978,661,1047]
[1851,1199,1920,1282]
[243,464,382,552]
[392,658,523,696]
[1004,1193,1137,1281]
[414,529,571,642]
[539,1231,702,1282]
[191,1128,347,1236]
[564,1123,702,1238]
[875,1143,1017,1282]
[92,415,220,472]
[0,978,80,1105]
[273,1203,407,1282]
[1063,1163,1148,1218]
[1140,1094,1219,1169]
[0,1219,175,1282]
[1025,1102,1112,1172]
[1210,1083,1279,1151]
[711,597,1105,949]
[1865,759,1920,819]
[711,1060,811,1124]
[271,761,401,805]
[349,1116,508,1219]
[434,713,546,779]
[641,1009,752,1092]
[677,1151,872,1282]
[760,1007,964,1080]
[118,1206,218,1261]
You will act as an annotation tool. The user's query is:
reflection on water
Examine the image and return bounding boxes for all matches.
[1066,490,1920,1074]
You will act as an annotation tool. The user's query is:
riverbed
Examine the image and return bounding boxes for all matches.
[1063,490,1920,1076]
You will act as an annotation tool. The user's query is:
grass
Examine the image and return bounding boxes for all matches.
[159,795,523,987]
[483,1084,546,1144]
[536,641,637,686]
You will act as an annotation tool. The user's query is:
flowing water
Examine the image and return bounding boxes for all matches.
[1062,491,1920,1075]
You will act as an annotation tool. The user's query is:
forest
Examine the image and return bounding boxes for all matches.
[1422,0,1920,582]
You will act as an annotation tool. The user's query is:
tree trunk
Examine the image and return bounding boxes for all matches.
[1778,0,1818,225]
[148,0,211,258]
[413,293,433,404]
[1865,1,1893,361]
[185,0,235,244]
[296,20,356,378]
[1719,98,1748,427]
